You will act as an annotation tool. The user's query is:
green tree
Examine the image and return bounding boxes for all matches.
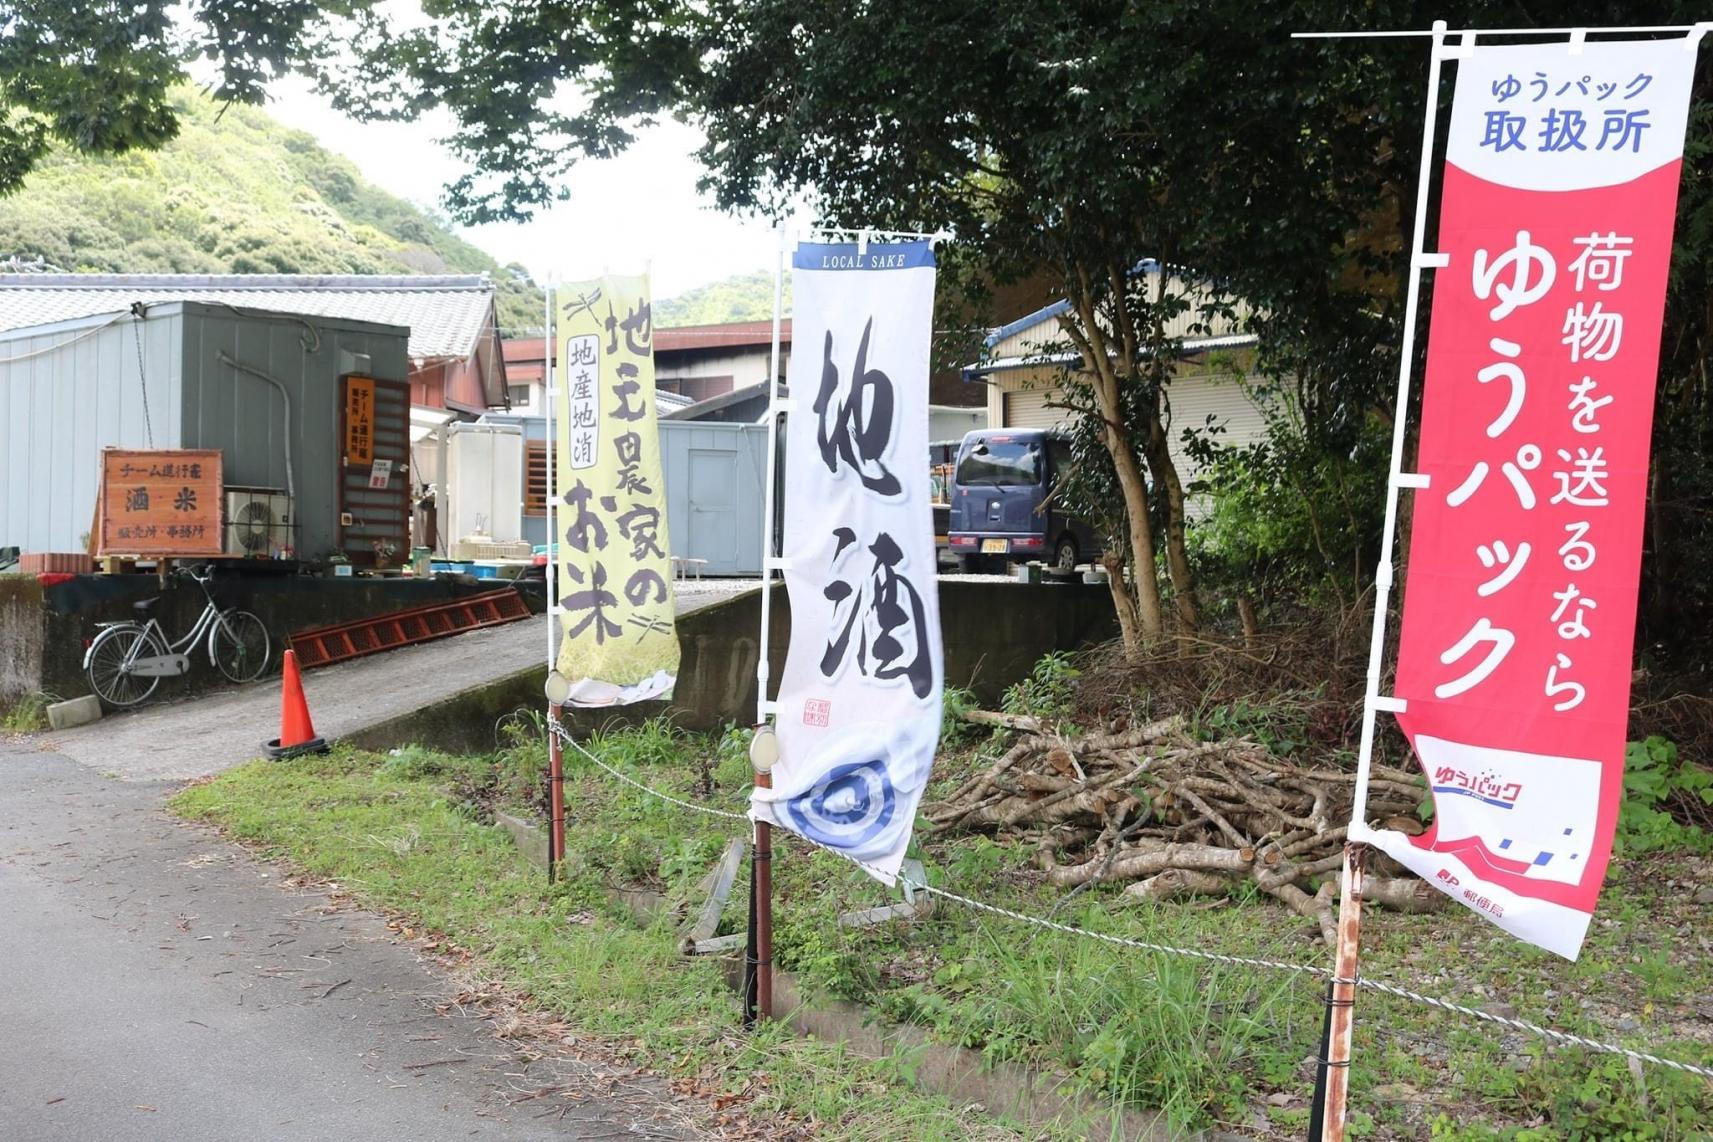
[8,1,1712,665]
[0,1,361,194]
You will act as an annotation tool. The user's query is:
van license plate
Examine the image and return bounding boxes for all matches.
[981,539,1009,554]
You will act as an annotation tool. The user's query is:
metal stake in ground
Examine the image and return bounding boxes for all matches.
[745,723,778,1024]
[1313,842,1368,1141]
[547,702,566,880]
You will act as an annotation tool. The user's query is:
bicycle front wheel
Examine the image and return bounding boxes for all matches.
[210,610,271,684]
[86,626,165,708]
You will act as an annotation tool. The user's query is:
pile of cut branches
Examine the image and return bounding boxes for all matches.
[928,711,1439,945]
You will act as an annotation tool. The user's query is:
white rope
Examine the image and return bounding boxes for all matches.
[551,721,749,822]
[544,720,1713,1081]
[860,851,1333,978]
[861,851,1713,1082]
[1350,976,1713,1080]
[0,312,125,364]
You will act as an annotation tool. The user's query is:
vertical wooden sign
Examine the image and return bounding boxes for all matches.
[345,376,376,465]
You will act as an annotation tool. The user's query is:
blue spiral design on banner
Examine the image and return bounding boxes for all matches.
[784,759,897,850]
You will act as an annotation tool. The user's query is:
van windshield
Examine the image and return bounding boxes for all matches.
[955,440,1042,487]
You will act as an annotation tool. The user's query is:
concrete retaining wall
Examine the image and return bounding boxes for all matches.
[2,572,537,706]
[351,580,1117,754]
[0,576,48,703]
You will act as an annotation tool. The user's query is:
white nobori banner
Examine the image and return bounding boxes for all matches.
[751,240,943,882]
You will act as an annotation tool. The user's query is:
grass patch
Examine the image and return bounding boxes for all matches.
[170,735,1034,1141]
[172,720,1713,1140]
[1,691,56,733]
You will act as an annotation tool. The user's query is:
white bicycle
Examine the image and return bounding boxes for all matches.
[83,566,272,708]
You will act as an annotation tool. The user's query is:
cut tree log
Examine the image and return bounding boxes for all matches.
[961,709,1044,733]
[1123,868,1232,902]
[930,712,1431,945]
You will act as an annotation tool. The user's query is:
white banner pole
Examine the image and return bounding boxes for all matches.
[1319,20,1450,1142]
[755,223,788,725]
[544,279,557,672]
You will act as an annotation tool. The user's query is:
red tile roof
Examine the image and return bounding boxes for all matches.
[504,319,791,364]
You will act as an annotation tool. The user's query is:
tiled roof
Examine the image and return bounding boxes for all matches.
[504,319,792,363]
[0,274,496,360]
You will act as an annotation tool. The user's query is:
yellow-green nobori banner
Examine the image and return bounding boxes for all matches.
[550,275,678,705]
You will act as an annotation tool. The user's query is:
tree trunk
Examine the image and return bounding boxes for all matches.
[1102,552,1144,660]
[1102,401,1165,645]
[1143,410,1199,629]
[1237,595,1260,647]
[1057,299,1165,652]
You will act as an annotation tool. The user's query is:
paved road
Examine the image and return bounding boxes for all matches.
[0,739,705,1141]
[41,580,755,783]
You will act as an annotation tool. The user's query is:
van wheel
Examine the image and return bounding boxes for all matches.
[1052,536,1078,572]
[957,553,983,574]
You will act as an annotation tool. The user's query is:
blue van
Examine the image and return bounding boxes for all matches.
[947,429,1101,572]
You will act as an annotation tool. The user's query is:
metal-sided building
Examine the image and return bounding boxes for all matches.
[0,301,411,562]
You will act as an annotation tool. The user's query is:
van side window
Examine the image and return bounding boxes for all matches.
[1046,438,1072,482]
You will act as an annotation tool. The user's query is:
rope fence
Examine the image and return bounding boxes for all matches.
[547,720,1713,1083]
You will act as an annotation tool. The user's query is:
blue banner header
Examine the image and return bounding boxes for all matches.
[792,240,936,272]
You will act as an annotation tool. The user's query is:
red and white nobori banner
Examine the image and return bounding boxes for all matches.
[1354,37,1700,960]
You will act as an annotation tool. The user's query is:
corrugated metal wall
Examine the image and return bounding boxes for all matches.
[0,310,183,553]
[1002,387,1071,431]
[0,300,410,559]
[177,303,410,560]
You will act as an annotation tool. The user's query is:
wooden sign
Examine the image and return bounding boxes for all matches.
[345,376,376,465]
[99,449,223,556]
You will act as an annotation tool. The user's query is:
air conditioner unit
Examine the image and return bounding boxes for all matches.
[225,489,293,558]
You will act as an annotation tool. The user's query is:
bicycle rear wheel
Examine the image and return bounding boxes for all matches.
[210,610,271,683]
[86,626,165,708]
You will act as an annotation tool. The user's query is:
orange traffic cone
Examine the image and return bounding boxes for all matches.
[264,649,328,759]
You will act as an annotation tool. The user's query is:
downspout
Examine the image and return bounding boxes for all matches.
[216,350,296,501]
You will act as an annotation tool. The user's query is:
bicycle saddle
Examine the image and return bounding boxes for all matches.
[131,596,160,615]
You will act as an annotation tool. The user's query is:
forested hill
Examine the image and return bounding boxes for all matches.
[654,269,789,326]
[0,88,541,334]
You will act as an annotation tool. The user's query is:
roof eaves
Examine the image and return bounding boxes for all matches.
[661,380,778,421]
[963,332,1257,380]
[0,273,493,292]
[979,259,1165,348]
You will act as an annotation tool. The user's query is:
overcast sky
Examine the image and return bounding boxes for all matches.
[265,74,809,301]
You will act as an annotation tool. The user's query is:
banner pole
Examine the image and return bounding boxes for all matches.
[1317,20,1450,1142]
[543,281,562,880]
[757,223,787,724]
[745,223,788,1025]
[754,769,774,1022]
[541,280,561,883]
[544,279,557,675]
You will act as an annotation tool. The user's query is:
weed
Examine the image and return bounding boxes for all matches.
[1,691,57,733]
[377,744,455,781]
[1000,652,1080,724]
[940,685,980,747]
[1617,736,1713,855]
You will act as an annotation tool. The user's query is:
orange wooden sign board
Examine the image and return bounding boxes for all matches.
[98,448,224,556]
[345,375,376,465]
